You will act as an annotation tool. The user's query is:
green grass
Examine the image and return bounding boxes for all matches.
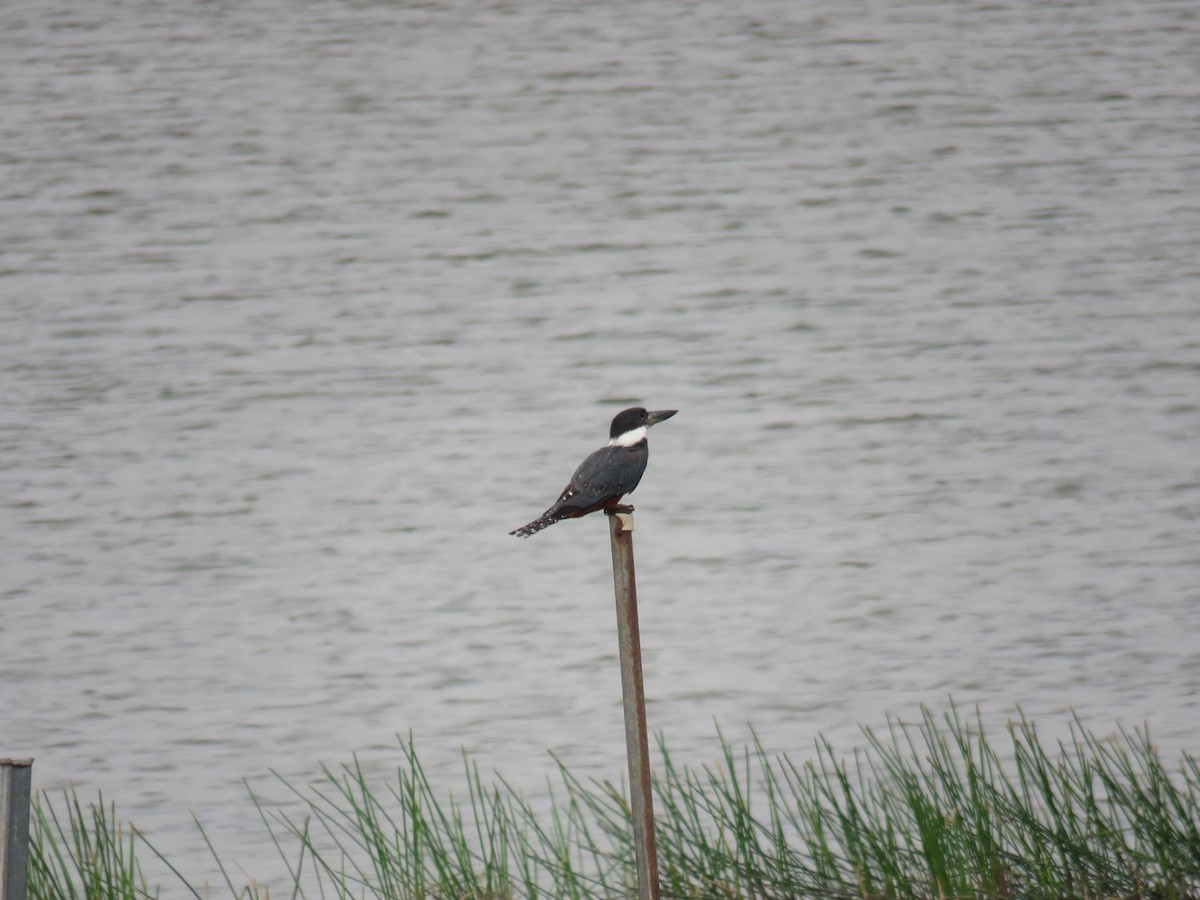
[27,704,1200,899]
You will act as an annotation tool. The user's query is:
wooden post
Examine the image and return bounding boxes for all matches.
[0,759,33,900]
[606,508,660,900]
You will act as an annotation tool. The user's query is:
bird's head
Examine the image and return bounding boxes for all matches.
[608,407,677,446]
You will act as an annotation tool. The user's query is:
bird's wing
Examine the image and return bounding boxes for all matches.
[553,445,647,512]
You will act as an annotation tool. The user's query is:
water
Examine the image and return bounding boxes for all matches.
[3,0,1199,887]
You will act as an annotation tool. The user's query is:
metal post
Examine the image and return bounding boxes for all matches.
[606,508,660,900]
[0,758,33,900]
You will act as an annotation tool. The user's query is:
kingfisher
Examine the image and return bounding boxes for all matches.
[510,406,678,538]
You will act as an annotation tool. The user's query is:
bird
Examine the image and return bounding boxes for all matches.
[510,407,678,538]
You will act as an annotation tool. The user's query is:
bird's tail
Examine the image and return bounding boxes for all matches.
[509,510,564,538]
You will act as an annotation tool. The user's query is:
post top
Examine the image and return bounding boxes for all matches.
[605,506,635,532]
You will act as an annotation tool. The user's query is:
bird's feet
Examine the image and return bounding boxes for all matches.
[605,504,635,515]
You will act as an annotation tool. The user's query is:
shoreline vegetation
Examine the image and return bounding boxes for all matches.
[27,704,1200,899]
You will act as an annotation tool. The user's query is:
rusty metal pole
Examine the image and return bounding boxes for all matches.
[1,758,33,900]
[605,507,660,900]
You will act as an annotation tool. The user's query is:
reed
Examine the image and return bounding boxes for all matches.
[26,790,150,900]
[27,704,1200,899]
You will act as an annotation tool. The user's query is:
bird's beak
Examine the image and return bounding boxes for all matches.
[646,409,678,427]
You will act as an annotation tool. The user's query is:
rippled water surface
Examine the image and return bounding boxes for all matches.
[3,0,1199,886]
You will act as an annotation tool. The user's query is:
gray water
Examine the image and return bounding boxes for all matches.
[3,0,1199,887]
